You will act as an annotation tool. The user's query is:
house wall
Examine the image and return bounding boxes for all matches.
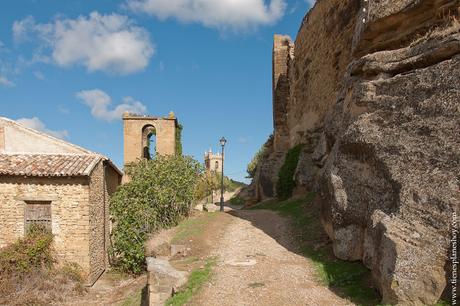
[0,176,91,275]
[88,161,106,285]
[0,118,90,154]
[88,160,121,285]
[104,163,121,264]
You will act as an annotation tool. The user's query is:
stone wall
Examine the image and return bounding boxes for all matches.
[287,0,360,147]
[105,162,122,265]
[250,0,460,303]
[88,161,106,286]
[0,176,91,275]
[273,34,294,152]
[88,160,122,285]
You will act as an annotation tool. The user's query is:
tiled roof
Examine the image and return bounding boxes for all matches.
[0,154,104,177]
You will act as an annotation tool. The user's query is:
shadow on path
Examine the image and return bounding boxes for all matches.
[225,194,381,306]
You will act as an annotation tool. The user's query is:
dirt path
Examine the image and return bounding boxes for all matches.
[190,209,353,306]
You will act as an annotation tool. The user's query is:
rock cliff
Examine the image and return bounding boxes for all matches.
[248,0,460,304]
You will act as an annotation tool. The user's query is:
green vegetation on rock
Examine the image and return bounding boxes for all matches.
[111,155,202,273]
[276,145,302,200]
[175,123,183,156]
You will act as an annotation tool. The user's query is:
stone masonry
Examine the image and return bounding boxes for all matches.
[0,117,122,286]
[123,113,177,168]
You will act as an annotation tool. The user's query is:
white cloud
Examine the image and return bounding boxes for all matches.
[33,70,45,80]
[238,137,249,144]
[13,12,154,75]
[58,104,70,114]
[126,0,286,31]
[0,75,14,87]
[16,117,69,139]
[76,89,147,122]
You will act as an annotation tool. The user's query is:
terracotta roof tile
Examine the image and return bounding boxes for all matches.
[0,154,103,177]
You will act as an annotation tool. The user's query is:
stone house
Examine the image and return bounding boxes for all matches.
[0,117,122,285]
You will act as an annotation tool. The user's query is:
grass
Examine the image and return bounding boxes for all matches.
[250,194,380,306]
[172,212,218,244]
[120,288,143,306]
[165,257,217,306]
[433,301,451,306]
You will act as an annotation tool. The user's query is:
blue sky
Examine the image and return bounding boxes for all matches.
[0,0,313,182]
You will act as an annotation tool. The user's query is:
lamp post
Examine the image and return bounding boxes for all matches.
[219,137,227,212]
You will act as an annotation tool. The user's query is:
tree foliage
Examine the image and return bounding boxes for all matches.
[194,171,245,202]
[276,145,302,200]
[110,155,201,273]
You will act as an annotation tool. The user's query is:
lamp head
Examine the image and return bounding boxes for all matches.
[219,137,227,147]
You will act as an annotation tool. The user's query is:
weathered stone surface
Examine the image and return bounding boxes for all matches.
[146,257,187,305]
[287,0,360,146]
[252,137,286,201]
[250,0,460,304]
[273,34,294,152]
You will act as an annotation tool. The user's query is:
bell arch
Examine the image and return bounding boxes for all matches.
[142,124,157,160]
[123,113,177,169]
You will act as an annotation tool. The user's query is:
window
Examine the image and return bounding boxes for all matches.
[215,161,219,171]
[24,201,52,232]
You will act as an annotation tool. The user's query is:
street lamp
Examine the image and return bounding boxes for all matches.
[219,137,227,212]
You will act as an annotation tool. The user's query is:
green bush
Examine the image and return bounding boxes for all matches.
[0,224,54,275]
[111,155,202,273]
[276,145,302,200]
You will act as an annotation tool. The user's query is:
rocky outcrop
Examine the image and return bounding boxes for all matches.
[321,16,460,304]
[250,0,460,304]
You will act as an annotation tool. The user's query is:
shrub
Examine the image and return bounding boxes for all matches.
[110,155,202,273]
[276,145,302,200]
[0,225,86,305]
[0,224,54,275]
